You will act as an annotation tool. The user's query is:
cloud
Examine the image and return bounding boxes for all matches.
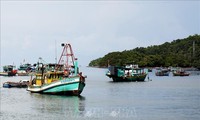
[1,1,199,67]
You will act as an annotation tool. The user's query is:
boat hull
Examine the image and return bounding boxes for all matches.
[106,74,147,82]
[17,73,30,76]
[155,72,169,76]
[3,81,28,88]
[27,77,85,95]
[173,73,190,76]
[3,82,11,88]
[0,72,16,76]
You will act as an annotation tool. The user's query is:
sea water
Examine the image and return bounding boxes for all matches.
[0,67,200,120]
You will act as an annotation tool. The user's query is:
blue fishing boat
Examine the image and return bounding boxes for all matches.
[3,80,29,88]
[106,64,148,82]
[27,43,86,95]
[155,69,169,76]
[17,63,32,76]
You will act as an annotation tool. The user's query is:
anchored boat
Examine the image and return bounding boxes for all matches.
[155,69,169,76]
[3,80,29,88]
[173,68,190,76]
[106,64,148,82]
[27,43,86,95]
[0,65,17,76]
[17,63,32,76]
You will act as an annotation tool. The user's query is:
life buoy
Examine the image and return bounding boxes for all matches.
[64,70,69,77]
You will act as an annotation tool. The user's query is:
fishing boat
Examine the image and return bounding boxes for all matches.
[148,68,153,72]
[17,63,32,76]
[173,68,190,76]
[27,43,86,95]
[3,79,29,88]
[106,64,148,82]
[0,65,17,76]
[155,69,169,76]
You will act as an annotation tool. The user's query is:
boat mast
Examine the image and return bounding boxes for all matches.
[55,40,57,64]
[56,43,75,71]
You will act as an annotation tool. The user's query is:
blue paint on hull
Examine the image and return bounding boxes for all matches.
[43,82,79,93]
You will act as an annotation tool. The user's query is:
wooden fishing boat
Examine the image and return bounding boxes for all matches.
[27,71,85,95]
[155,69,169,76]
[173,69,190,76]
[27,43,86,95]
[3,80,29,88]
[17,63,32,76]
[0,65,17,76]
[106,64,147,82]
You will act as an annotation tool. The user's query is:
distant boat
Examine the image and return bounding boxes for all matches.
[148,68,153,72]
[173,68,190,76]
[3,79,29,88]
[27,43,86,96]
[17,63,32,76]
[0,65,17,76]
[106,64,148,82]
[155,69,169,76]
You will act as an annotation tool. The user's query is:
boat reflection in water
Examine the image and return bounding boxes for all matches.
[29,93,86,119]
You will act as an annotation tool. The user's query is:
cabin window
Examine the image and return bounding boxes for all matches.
[48,74,51,79]
[36,76,42,80]
[58,75,61,79]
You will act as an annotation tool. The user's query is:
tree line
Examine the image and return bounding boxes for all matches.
[89,34,200,69]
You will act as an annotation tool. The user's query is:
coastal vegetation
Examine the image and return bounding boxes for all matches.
[89,34,200,69]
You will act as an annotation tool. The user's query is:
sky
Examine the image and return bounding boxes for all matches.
[0,0,200,69]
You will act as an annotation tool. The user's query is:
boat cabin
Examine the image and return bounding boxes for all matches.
[108,66,146,77]
[32,71,69,86]
[46,72,64,84]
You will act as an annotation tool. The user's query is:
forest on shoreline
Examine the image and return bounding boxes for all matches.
[89,34,200,69]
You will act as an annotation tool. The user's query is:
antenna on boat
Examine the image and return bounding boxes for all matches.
[55,40,57,64]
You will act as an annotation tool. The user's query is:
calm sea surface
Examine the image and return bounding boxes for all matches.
[0,67,200,120]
